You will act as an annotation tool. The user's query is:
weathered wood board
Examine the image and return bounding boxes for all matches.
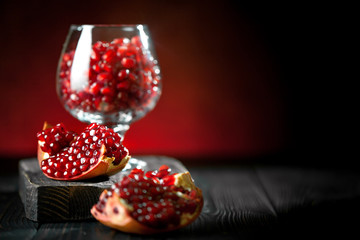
[18,156,187,222]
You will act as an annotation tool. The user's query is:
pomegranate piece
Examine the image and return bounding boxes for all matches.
[36,122,130,181]
[91,165,203,234]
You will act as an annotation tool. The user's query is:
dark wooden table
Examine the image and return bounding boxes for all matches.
[1,157,360,240]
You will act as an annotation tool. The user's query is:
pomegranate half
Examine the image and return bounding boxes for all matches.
[91,165,203,234]
[36,122,130,181]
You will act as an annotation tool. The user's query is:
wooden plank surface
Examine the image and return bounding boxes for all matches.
[1,159,360,239]
[31,166,278,240]
[255,166,360,238]
[256,167,360,212]
[18,156,188,222]
[0,175,38,240]
[177,167,279,239]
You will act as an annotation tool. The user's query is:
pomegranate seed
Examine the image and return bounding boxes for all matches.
[125,46,138,57]
[131,36,142,47]
[89,82,102,95]
[71,168,80,176]
[91,50,101,61]
[97,72,112,82]
[112,38,130,45]
[54,171,63,178]
[117,69,129,80]
[116,81,130,90]
[101,87,115,96]
[92,63,101,73]
[102,49,116,62]
[101,62,114,73]
[93,41,107,52]
[121,57,136,69]
[116,45,128,57]
[80,164,89,172]
[63,171,70,178]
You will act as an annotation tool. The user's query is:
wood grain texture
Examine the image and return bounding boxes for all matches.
[31,166,279,240]
[2,159,359,239]
[18,156,187,222]
[161,166,279,239]
[256,167,360,212]
[0,192,38,240]
[255,167,360,238]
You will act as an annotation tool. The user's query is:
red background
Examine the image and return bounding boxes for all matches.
[0,1,356,171]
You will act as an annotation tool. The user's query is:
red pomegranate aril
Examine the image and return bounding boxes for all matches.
[97,72,112,82]
[73,160,80,167]
[112,37,130,45]
[71,168,81,176]
[105,137,114,146]
[116,45,128,57]
[46,168,54,176]
[63,53,72,62]
[89,82,102,95]
[102,62,114,73]
[93,41,107,52]
[54,171,63,178]
[80,164,90,172]
[102,49,116,62]
[116,81,130,90]
[125,46,138,57]
[117,69,129,80]
[131,36,142,47]
[65,162,72,170]
[101,87,115,97]
[91,50,101,61]
[121,57,136,69]
[102,95,114,104]
[92,63,101,73]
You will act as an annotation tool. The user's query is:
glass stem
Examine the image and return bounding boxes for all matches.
[110,124,129,141]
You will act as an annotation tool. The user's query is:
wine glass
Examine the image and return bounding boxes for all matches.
[56,24,162,139]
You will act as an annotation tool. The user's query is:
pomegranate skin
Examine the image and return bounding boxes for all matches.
[91,167,203,234]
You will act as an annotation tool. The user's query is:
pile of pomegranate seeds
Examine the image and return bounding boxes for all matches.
[58,36,161,114]
[36,123,77,156]
[39,123,128,179]
[95,166,199,228]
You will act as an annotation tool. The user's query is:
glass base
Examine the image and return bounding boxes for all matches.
[121,156,188,173]
[122,157,147,171]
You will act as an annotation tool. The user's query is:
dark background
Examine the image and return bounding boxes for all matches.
[0,1,356,172]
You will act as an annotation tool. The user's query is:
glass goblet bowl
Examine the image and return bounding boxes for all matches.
[56,24,162,138]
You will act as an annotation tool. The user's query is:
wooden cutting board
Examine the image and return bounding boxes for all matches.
[18,156,187,222]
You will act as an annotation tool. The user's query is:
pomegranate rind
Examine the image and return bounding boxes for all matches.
[91,171,203,234]
[41,146,131,181]
[91,191,160,235]
[71,153,131,181]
